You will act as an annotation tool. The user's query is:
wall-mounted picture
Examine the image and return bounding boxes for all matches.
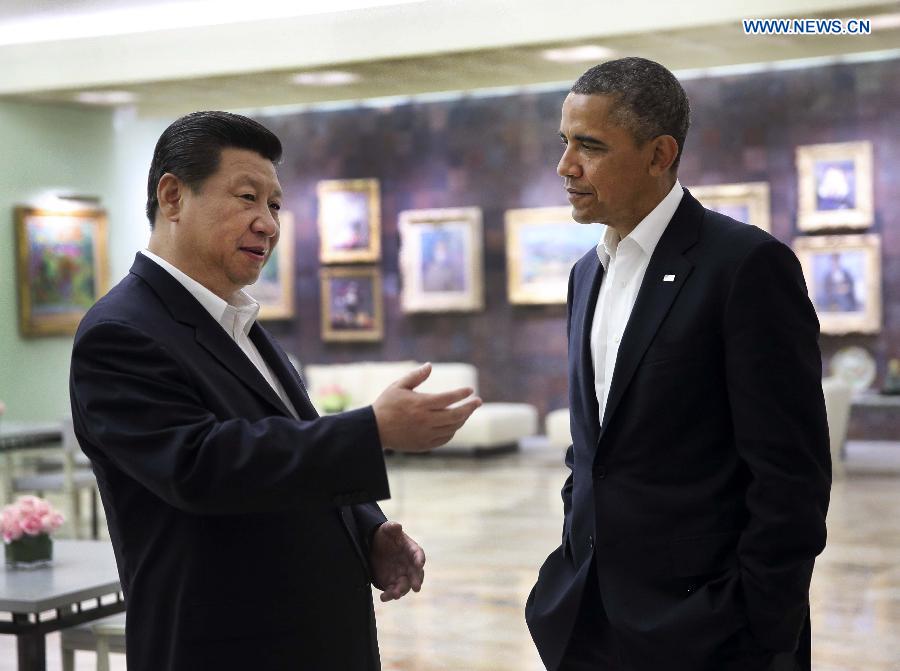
[689,182,771,232]
[14,206,110,337]
[246,211,295,320]
[796,141,873,231]
[398,207,483,313]
[317,178,380,263]
[320,267,383,342]
[505,207,605,305]
[793,234,881,334]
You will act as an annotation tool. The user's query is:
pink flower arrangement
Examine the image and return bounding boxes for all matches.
[1,496,65,543]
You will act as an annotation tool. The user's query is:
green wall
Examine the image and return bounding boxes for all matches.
[0,101,168,422]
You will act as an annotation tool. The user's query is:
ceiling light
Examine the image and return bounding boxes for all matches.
[291,71,361,86]
[75,91,139,105]
[542,45,617,63]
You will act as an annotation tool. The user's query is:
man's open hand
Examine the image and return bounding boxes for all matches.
[370,521,425,602]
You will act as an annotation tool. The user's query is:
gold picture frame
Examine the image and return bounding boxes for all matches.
[690,182,771,232]
[505,207,604,305]
[796,141,873,231]
[320,267,384,342]
[246,211,295,320]
[793,234,881,335]
[317,178,381,263]
[14,205,110,337]
[399,207,484,313]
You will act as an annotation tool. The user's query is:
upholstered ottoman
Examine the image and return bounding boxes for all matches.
[545,408,572,449]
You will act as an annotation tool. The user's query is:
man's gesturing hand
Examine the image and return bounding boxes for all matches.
[370,521,425,602]
[372,363,482,453]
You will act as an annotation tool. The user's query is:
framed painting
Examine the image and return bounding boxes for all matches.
[690,182,771,232]
[398,207,483,313]
[317,178,380,263]
[505,207,604,305]
[14,206,109,337]
[320,267,384,342]
[793,234,881,334]
[796,141,873,231]
[246,211,295,320]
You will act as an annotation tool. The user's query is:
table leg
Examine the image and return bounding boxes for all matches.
[13,613,46,671]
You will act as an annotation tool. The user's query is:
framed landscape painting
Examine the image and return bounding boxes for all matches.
[793,234,881,334]
[690,182,771,232]
[796,141,873,231]
[399,207,484,313]
[317,178,380,263]
[246,211,295,320]
[320,267,384,342]
[14,206,109,337]
[505,207,604,305]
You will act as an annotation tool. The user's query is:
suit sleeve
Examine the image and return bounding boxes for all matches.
[723,239,831,651]
[560,263,576,554]
[70,319,390,515]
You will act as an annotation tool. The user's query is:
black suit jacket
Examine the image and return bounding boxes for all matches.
[526,190,831,671]
[70,254,389,671]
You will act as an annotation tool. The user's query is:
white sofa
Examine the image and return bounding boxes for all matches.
[544,378,854,474]
[302,361,538,454]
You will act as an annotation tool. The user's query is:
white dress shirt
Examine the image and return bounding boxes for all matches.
[590,181,684,425]
[140,249,299,420]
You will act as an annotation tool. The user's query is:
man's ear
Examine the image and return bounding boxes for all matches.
[648,135,679,177]
[156,173,184,222]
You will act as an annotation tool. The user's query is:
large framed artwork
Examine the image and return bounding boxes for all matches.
[690,182,771,232]
[796,141,873,231]
[320,267,383,342]
[398,207,484,313]
[246,211,295,320]
[505,207,604,305]
[317,178,380,263]
[14,206,109,337]
[793,234,881,334]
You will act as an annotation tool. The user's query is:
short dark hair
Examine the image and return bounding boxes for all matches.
[571,57,690,170]
[146,111,282,227]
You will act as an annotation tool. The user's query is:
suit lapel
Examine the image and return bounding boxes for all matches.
[573,254,605,447]
[599,192,703,437]
[130,253,294,419]
[250,325,319,420]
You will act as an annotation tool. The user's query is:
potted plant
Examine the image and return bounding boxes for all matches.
[2,495,65,569]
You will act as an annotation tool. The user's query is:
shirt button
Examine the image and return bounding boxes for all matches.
[620,281,626,288]
[587,535,594,550]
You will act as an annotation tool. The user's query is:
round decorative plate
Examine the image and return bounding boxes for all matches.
[830,346,876,391]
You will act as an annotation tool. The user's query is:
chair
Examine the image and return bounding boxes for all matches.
[822,376,853,478]
[9,416,100,538]
[61,613,126,671]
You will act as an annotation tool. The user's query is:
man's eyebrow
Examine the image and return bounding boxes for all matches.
[572,133,606,146]
[232,173,282,198]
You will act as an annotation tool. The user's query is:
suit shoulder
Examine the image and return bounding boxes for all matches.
[76,273,161,337]
[698,208,790,264]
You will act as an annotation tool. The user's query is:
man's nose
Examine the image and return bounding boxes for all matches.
[253,208,279,237]
[557,145,580,178]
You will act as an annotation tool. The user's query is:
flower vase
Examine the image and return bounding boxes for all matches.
[5,533,53,569]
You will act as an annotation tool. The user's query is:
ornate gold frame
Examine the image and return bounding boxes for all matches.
[317,178,381,263]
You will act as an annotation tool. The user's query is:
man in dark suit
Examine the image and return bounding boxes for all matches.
[526,58,831,671]
[69,111,481,671]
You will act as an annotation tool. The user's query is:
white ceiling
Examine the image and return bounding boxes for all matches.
[1,0,898,116]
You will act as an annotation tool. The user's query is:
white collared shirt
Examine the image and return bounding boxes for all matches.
[590,180,684,425]
[140,249,299,420]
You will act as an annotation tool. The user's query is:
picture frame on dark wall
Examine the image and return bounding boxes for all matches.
[320,267,384,342]
[505,207,605,305]
[317,178,381,263]
[14,205,110,337]
[398,207,484,313]
[793,234,881,335]
[246,211,295,320]
[689,182,771,232]
[796,141,873,231]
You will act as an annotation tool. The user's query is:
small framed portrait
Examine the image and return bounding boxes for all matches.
[317,178,380,263]
[398,207,484,313]
[320,267,383,342]
[793,234,881,334]
[14,205,110,337]
[689,182,771,232]
[246,211,295,320]
[505,207,605,305]
[796,141,873,231]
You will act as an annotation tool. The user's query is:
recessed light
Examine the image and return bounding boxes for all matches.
[75,90,138,105]
[542,45,616,63]
[291,71,361,86]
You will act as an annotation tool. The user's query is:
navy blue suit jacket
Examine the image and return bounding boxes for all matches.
[70,253,389,671]
[526,189,831,671]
